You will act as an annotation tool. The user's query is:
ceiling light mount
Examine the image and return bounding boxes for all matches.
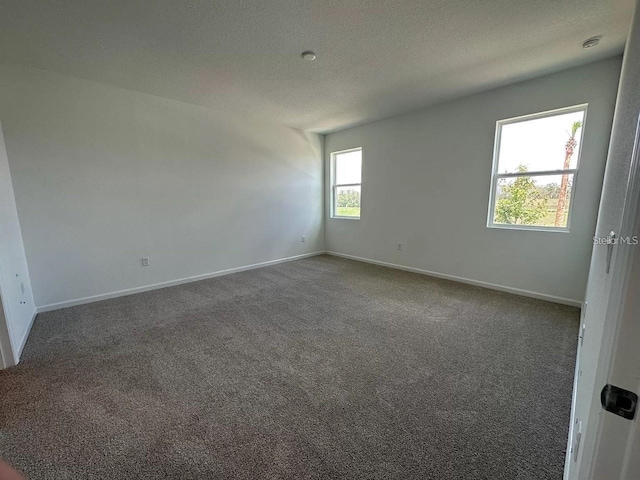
[301,51,316,61]
[582,36,601,49]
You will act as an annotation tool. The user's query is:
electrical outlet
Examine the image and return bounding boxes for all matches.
[141,257,150,267]
[301,236,306,243]
[397,243,403,251]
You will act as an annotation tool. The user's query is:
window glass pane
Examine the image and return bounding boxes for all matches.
[497,110,585,174]
[335,149,362,184]
[493,174,573,228]
[335,185,361,218]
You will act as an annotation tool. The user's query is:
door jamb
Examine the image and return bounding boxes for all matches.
[0,262,16,369]
[576,113,640,478]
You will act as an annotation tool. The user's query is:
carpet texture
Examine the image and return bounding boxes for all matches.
[0,255,579,479]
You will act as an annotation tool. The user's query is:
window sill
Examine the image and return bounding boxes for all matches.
[331,216,361,220]
[487,223,570,233]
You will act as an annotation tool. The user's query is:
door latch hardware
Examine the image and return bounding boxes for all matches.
[605,231,616,273]
[601,384,638,420]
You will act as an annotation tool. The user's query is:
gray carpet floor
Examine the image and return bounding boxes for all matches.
[0,255,579,479]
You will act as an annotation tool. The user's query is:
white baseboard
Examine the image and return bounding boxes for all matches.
[14,308,37,364]
[326,251,581,307]
[37,251,326,313]
[36,249,580,314]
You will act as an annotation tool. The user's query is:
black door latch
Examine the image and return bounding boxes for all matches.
[601,384,638,420]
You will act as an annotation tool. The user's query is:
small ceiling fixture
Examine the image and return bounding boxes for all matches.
[301,51,316,61]
[582,37,601,49]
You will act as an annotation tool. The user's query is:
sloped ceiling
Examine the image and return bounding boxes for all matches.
[0,0,633,133]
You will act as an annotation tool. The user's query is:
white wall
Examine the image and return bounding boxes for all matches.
[0,65,324,309]
[325,57,622,304]
[0,119,37,365]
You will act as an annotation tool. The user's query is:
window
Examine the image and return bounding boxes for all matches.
[331,147,362,219]
[487,105,587,231]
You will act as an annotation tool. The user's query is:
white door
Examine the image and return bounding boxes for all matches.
[564,1,640,478]
[590,188,640,478]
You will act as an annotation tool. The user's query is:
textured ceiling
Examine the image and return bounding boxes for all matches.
[0,0,634,133]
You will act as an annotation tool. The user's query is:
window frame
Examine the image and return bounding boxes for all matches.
[331,147,363,220]
[486,104,588,233]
